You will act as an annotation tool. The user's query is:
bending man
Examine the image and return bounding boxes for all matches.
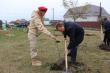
[56,21,84,63]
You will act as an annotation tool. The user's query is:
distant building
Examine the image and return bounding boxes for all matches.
[64,4,110,22]
[50,20,61,26]
[63,4,110,28]
[44,18,50,25]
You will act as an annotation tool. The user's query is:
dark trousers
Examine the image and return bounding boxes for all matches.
[70,31,84,61]
[107,33,110,45]
[70,47,77,61]
[103,33,107,44]
[104,32,110,45]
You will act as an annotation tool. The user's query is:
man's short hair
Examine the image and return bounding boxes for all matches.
[104,18,108,22]
[56,22,63,30]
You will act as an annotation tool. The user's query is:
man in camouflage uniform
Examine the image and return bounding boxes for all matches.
[28,6,56,66]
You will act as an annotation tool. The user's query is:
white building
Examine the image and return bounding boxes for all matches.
[44,18,50,25]
[64,5,110,22]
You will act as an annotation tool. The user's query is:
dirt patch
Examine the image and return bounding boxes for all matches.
[50,60,65,70]
[55,40,60,43]
[99,44,110,51]
[69,62,88,72]
[85,34,96,36]
[5,33,15,36]
[50,60,89,72]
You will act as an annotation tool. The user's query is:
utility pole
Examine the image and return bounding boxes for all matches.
[99,2,102,18]
[52,8,54,21]
[52,8,55,35]
[99,2,103,41]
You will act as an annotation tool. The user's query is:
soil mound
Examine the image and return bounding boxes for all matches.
[99,44,110,51]
[85,34,96,36]
[50,60,86,71]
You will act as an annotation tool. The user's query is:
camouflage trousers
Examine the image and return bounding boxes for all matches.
[28,33,38,58]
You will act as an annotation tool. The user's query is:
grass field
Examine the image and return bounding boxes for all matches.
[0,27,110,73]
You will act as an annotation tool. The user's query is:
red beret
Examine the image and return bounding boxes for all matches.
[38,6,48,12]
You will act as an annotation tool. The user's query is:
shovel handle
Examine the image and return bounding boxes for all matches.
[101,25,103,41]
[65,39,68,69]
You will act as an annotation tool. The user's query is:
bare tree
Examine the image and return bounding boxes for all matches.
[62,0,90,22]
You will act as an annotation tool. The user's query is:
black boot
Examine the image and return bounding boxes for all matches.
[68,59,76,63]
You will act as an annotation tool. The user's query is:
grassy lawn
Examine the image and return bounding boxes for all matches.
[0,27,110,73]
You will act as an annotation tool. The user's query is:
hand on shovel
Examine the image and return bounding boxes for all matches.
[101,31,103,34]
[65,49,69,55]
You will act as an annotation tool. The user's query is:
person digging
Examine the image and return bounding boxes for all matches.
[101,18,110,45]
[56,21,84,63]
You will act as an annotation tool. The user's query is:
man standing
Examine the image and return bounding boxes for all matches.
[56,21,84,63]
[102,18,110,45]
[28,6,56,66]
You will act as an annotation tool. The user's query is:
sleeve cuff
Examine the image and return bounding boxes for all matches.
[67,46,71,50]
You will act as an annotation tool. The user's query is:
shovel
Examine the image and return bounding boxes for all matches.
[101,25,105,44]
[101,25,103,41]
[62,39,72,73]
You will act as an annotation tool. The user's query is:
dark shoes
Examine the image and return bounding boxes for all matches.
[68,59,76,63]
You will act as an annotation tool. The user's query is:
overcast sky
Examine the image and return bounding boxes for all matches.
[0,0,110,22]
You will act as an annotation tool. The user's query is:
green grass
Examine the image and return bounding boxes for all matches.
[0,27,110,73]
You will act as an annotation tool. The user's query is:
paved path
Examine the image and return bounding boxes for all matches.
[84,30,100,32]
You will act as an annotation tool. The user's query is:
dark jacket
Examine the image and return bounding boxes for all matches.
[101,21,107,29]
[103,21,110,33]
[63,21,84,50]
